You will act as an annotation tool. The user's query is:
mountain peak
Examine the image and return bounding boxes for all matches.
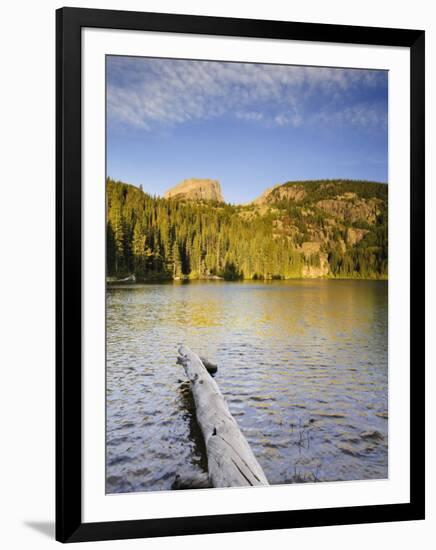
[164,178,224,202]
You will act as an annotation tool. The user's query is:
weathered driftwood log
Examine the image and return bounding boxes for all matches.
[177,345,269,488]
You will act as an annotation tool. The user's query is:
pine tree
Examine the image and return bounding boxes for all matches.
[172,241,182,278]
[132,220,147,276]
[111,200,125,274]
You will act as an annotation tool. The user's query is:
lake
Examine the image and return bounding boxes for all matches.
[106,279,388,493]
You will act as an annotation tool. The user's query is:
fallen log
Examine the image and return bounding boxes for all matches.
[177,345,269,488]
[106,273,136,284]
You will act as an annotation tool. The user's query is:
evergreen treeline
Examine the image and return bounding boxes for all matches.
[106,178,388,281]
[276,179,388,202]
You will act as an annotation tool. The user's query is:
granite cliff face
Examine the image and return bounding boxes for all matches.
[315,196,381,225]
[164,178,224,202]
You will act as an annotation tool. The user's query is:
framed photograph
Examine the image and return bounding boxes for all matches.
[56,7,425,543]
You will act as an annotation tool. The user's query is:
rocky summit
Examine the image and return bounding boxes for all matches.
[164,178,224,202]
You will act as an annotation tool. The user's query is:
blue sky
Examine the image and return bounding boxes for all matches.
[107,56,388,204]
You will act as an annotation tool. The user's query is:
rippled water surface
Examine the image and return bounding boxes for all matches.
[106,280,388,493]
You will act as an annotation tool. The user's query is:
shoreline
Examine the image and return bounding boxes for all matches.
[107,275,388,285]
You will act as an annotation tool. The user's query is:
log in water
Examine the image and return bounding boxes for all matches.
[177,345,269,488]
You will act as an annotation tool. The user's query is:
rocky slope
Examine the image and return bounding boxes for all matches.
[164,178,224,202]
[252,183,307,205]
[253,180,387,277]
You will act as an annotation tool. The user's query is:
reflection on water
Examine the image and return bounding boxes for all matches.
[106,280,388,493]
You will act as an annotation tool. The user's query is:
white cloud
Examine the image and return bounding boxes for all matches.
[312,102,388,128]
[235,111,264,122]
[107,58,387,131]
[274,112,303,127]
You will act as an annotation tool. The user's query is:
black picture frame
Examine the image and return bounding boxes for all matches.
[56,7,425,543]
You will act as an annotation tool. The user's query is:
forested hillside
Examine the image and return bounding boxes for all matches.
[106,178,388,281]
